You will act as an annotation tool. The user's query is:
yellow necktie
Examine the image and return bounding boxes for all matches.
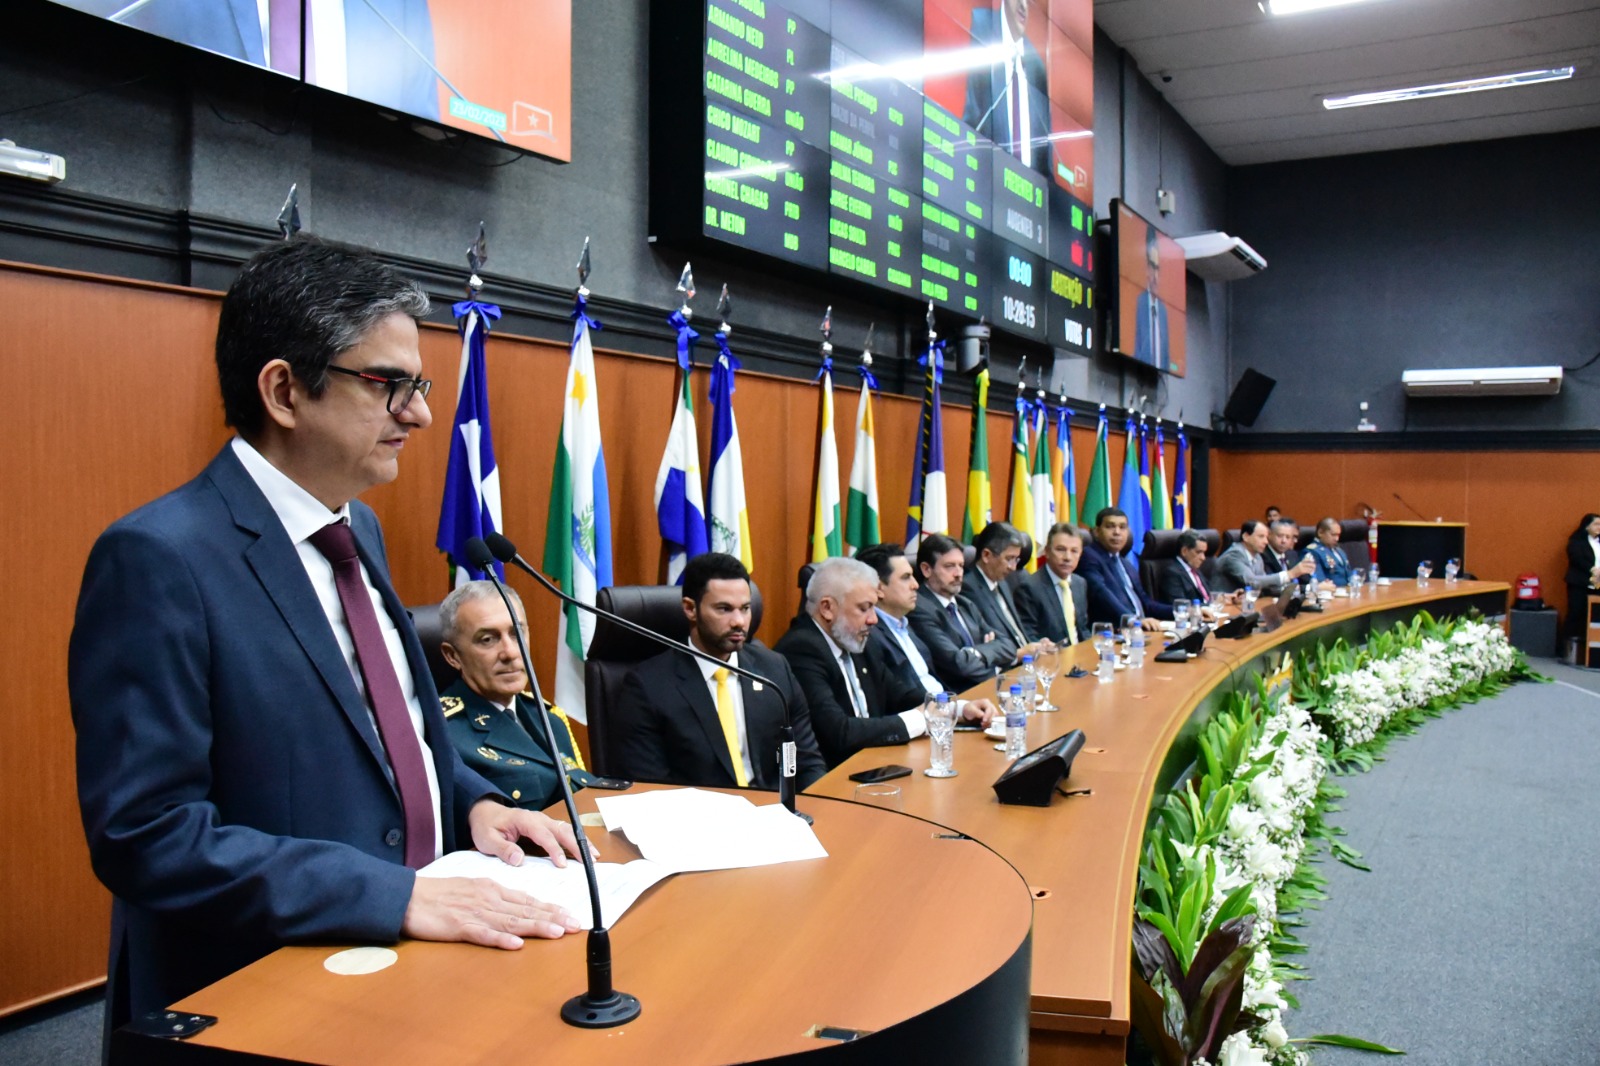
[1059,578,1079,644]
[713,667,749,788]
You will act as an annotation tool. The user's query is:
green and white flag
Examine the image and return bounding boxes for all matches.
[844,366,881,551]
[542,292,612,723]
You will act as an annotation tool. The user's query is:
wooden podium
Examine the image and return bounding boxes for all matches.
[112,790,1034,1066]
[1375,520,1467,578]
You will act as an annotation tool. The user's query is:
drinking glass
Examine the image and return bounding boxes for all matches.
[854,783,904,810]
[1034,643,1060,712]
[1241,587,1259,612]
[923,693,958,778]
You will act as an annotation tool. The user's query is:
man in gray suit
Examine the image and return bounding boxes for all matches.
[959,521,1040,652]
[1214,519,1315,594]
[1014,523,1089,646]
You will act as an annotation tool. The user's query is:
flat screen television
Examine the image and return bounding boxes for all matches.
[44,0,571,161]
[1109,198,1186,376]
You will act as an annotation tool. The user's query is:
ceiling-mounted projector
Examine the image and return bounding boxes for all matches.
[1174,232,1266,281]
[1402,366,1563,397]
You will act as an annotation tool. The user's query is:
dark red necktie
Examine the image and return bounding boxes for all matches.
[309,521,435,869]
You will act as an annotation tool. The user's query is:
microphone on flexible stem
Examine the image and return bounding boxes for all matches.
[463,538,641,1029]
[481,531,809,823]
[1391,492,1431,521]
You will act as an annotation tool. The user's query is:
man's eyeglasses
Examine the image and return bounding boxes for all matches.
[324,365,432,414]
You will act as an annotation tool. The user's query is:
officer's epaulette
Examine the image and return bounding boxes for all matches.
[440,696,465,719]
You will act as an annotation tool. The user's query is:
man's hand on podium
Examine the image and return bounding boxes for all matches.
[401,802,590,948]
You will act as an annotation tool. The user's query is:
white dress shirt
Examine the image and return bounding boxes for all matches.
[232,437,443,858]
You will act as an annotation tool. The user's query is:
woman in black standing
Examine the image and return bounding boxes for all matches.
[1564,513,1600,643]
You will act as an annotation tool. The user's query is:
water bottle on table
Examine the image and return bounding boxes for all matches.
[1004,684,1028,760]
[1018,654,1037,713]
[923,691,957,778]
[1444,558,1459,583]
[1092,622,1116,683]
[1122,614,1146,670]
[1416,559,1432,586]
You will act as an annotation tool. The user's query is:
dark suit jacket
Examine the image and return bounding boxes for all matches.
[774,617,927,769]
[908,586,1010,694]
[1262,547,1298,574]
[962,7,1052,173]
[1078,539,1174,624]
[69,446,495,1028]
[1157,559,1213,606]
[1013,568,1089,645]
[865,615,942,699]
[127,0,439,119]
[611,641,826,791]
[441,679,590,811]
[959,567,1030,649]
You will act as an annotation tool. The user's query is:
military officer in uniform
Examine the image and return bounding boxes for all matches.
[438,580,594,809]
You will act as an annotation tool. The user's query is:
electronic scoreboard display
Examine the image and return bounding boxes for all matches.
[651,0,1095,353]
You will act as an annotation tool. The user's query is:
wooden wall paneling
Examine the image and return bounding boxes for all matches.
[0,265,228,1015]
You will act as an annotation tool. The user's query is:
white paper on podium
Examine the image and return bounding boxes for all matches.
[418,850,671,929]
[593,788,829,872]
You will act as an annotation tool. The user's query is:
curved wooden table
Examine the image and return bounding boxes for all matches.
[808,579,1509,1065]
[114,789,1034,1066]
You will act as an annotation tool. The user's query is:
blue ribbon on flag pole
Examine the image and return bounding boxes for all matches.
[571,291,603,333]
[856,365,879,390]
[917,340,946,384]
[714,331,742,383]
[814,354,833,381]
[666,309,698,369]
[451,299,502,327]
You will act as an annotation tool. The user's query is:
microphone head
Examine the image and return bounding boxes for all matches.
[484,531,518,563]
[464,537,497,570]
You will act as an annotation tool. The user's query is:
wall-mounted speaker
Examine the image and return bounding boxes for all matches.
[1223,368,1276,427]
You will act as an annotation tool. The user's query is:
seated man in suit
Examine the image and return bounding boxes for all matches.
[613,553,826,791]
[1077,507,1174,629]
[1214,519,1315,594]
[908,534,1021,693]
[854,544,997,722]
[1306,517,1354,587]
[1157,530,1239,609]
[437,581,596,810]
[69,236,583,1033]
[776,557,988,768]
[960,521,1042,653]
[1261,518,1302,575]
[1013,523,1090,646]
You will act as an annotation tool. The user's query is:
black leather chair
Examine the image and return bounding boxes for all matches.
[1139,528,1222,597]
[406,602,458,694]
[1339,519,1371,571]
[583,583,764,776]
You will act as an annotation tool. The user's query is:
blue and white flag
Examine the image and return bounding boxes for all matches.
[707,329,753,570]
[436,297,504,585]
[656,311,708,584]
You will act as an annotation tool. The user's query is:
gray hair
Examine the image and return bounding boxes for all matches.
[804,556,879,615]
[439,580,524,644]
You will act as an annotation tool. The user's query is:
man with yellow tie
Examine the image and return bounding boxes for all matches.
[1013,523,1090,646]
[612,553,826,791]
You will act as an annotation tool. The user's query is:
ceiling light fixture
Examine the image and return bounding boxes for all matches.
[0,140,65,184]
[1323,66,1576,109]
[1260,0,1384,14]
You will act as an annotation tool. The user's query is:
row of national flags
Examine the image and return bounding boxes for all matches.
[433,243,1192,720]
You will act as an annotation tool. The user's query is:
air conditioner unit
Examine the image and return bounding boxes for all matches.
[1401,366,1563,397]
[1173,232,1266,281]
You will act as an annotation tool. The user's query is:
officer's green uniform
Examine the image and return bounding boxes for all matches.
[440,677,594,810]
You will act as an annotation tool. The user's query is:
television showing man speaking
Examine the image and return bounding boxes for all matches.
[47,0,572,160]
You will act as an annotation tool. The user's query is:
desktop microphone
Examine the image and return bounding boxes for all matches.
[481,531,807,822]
[463,538,640,1029]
